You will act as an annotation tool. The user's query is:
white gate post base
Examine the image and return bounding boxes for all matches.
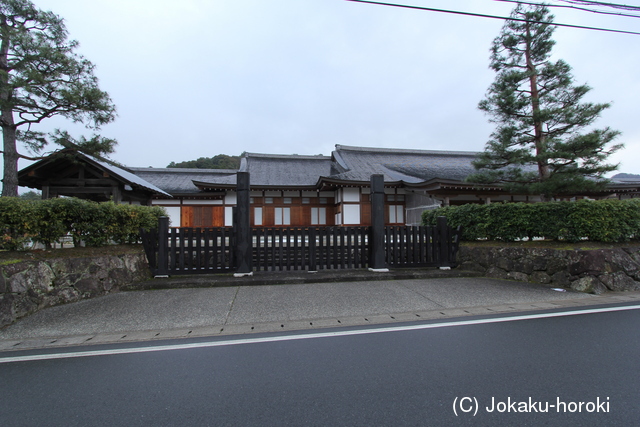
[234,272,254,278]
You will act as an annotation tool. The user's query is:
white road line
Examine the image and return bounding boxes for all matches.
[2,304,639,364]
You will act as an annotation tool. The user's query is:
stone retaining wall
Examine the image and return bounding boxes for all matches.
[458,245,640,294]
[0,252,151,328]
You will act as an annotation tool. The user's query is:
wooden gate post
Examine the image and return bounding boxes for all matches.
[234,172,253,277]
[156,216,170,277]
[369,174,389,272]
[437,216,452,270]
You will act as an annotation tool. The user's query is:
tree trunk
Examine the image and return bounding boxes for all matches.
[0,28,18,197]
[525,22,550,200]
[1,115,19,197]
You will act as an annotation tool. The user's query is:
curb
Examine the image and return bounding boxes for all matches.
[123,268,483,290]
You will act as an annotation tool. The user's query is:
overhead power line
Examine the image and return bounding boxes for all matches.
[555,0,640,12]
[345,0,640,35]
[495,0,640,18]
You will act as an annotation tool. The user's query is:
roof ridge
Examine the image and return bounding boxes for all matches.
[245,152,331,160]
[335,144,479,156]
[129,167,238,173]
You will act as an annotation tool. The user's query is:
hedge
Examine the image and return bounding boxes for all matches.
[421,199,640,243]
[0,197,166,250]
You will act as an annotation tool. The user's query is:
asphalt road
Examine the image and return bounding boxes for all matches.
[1,303,639,426]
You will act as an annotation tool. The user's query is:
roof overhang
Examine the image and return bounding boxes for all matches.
[18,149,172,200]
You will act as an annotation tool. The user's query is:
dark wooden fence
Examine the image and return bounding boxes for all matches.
[141,217,461,276]
[140,221,235,276]
[252,226,369,271]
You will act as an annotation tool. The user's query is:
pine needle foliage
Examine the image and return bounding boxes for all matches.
[468,3,623,200]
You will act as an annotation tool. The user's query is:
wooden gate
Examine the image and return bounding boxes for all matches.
[252,226,369,271]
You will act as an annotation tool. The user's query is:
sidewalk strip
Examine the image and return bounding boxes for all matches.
[2,304,639,364]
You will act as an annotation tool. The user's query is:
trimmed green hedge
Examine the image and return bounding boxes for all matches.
[422,199,640,243]
[0,197,166,250]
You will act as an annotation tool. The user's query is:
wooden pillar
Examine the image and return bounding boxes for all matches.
[234,172,253,277]
[112,186,122,204]
[156,216,170,277]
[369,174,388,272]
[437,216,452,270]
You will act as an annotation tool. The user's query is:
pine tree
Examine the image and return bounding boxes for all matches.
[0,0,116,197]
[467,3,622,200]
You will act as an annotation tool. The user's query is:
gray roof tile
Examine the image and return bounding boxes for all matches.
[244,153,333,187]
[332,145,480,183]
[129,167,237,194]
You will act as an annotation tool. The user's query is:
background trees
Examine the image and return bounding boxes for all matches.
[167,154,242,169]
[0,0,116,197]
[468,3,622,200]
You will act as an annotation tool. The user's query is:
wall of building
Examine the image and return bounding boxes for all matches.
[153,186,416,227]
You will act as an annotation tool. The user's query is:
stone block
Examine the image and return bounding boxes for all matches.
[507,271,529,282]
[496,257,514,271]
[546,256,569,275]
[49,287,81,306]
[512,259,534,275]
[458,261,485,273]
[599,272,640,292]
[74,278,103,297]
[603,249,639,275]
[570,276,607,295]
[530,271,552,284]
[0,294,15,328]
[12,294,39,319]
[550,271,571,287]
[568,250,606,276]
[486,266,509,280]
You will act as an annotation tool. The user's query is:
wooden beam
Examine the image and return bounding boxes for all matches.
[47,187,116,194]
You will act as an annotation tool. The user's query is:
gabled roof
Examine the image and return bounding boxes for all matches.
[87,157,171,197]
[331,145,480,183]
[242,152,333,188]
[19,150,172,199]
[129,167,237,195]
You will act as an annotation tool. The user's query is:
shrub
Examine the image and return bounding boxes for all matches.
[0,197,166,250]
[422,199,640,243]
[0,197,36,250]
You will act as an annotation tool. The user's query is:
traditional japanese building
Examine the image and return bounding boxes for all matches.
[18,145,640,227]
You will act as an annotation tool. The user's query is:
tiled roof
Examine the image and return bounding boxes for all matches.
[87,156,172,197]
[243,153,333,187]
[129,167,237,194]
[332,145,480,183]
[130,146,482,194]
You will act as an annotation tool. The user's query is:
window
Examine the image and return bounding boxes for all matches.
[283,197,292,204]
[302,197,311,204]
[389,205,404,224]
[265,197,274,204]
[275,207,291,225]
[254,207,263,226]
[311,207,327,225]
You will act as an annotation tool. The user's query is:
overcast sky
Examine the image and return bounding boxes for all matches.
[16,0,640,179]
